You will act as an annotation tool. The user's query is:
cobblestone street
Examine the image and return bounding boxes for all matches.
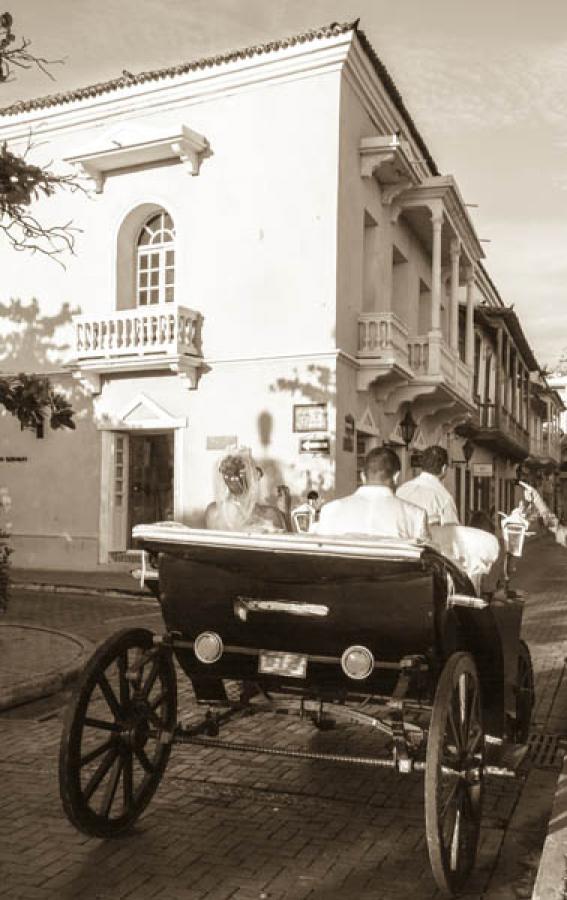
[1,534,566,900]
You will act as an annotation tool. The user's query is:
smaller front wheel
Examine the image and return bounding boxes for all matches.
[425,652,484,896]
[59,627,177,838]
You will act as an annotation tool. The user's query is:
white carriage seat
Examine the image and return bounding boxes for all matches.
[431,524,500,593]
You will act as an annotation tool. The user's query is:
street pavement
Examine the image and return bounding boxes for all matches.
[1,535,566,899]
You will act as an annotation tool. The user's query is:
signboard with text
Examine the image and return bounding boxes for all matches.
[473,463,493,477]
[293,404,328,433]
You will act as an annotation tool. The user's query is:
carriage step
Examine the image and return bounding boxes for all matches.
[484,740,529,776]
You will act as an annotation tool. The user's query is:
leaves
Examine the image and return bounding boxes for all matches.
[0,373,75,435]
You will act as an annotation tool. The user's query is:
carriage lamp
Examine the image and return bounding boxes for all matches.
[341,645,375,680]
[501,515,529,558]
[194,631,224,664]
[400,406,417,450]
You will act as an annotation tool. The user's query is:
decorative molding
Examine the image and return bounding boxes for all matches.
[64,124,210,192]
[356,405,381,437]
[72,368,101,395]
[97,392,187,431]
[360,135,418,189]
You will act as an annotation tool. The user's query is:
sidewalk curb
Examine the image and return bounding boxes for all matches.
[12,581,155,601]
[0,622,94,712]
[532,750,567,899]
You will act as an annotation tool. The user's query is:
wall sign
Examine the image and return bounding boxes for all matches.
[299,437,330,454]
[343,413,355,452]
[0,456,28,463]
[473,463,493,477]
[206,435,238,451]
[293,403,328,433]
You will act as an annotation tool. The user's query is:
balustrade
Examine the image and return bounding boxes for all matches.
[74,304,200,361]
[357,312,409,363]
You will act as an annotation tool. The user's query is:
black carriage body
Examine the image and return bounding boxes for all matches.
[138,527,523,738]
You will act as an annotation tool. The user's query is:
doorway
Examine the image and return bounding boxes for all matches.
[127,433,174,542]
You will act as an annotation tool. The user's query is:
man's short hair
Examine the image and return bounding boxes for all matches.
[364,446,401,481]
[420,445,449,475]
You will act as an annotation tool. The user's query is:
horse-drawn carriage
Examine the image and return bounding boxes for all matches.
[58,524,534,896]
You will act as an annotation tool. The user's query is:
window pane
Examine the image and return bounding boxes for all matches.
[140,272,148,287]
[166,250,174,266]
[151,253,159,267]
[163,213,174,231]
[150,271,159,286]
[139,255,148,270]
[139,292,148,306]
[150,290,159,304]
[138,229,151,246]
[165,286,174,302]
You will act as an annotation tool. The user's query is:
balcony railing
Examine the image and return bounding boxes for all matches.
[74,304,201,362]
[358,312,409,365]
[408,333,472,400]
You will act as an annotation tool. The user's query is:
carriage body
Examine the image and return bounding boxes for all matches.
[139,526,524,740]
[59,524,533,897]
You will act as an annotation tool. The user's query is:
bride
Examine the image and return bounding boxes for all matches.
[204,448,287,533]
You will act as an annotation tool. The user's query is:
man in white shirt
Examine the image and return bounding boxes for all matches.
[396,445,459,528]
[313,447,430,542]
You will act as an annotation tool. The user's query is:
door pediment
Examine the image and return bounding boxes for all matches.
[97,393,186,430]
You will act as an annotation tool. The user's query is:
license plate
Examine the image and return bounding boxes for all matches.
[258,650,307,679]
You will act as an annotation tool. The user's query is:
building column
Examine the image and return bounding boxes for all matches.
[431,209,443,332]
[465,266,475,368]
[450,239,461,352]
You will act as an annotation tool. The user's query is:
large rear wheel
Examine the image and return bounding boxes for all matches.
[59,627,177,838]
[425,652,484,896]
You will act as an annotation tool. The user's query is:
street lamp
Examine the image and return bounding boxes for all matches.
[400,406,417,450]
[463,439,474,469]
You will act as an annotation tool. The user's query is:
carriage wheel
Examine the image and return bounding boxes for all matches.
[512,640,534,744]
[59,627,177,838]
[425,652,484,896]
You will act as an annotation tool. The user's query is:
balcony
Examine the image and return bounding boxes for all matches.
[71,303,203,392]
[529,431,562,465]
[474,402,530,459]
[357,315,474,410]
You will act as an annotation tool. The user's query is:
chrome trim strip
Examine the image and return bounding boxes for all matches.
[234,597,329,621]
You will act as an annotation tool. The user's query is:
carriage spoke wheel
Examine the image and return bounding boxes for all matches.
[425,652,484,896]
[59,628,177,838]
[512,640,534,744]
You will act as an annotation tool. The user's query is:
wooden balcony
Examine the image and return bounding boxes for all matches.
[475,402,530,459]
[71,303,203,392]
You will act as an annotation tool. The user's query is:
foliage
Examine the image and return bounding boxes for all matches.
[0,373,75,436]
[0,12,86,259]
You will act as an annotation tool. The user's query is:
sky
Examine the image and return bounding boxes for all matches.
[3,0,567,368]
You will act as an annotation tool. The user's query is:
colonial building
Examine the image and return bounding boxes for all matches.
[0,21,553,568]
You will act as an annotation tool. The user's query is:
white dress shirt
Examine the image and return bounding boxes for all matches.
[396,471,459,527]
[312,485,430,542]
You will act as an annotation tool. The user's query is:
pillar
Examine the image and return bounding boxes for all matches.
[450,239,461,352]
[465,266,475,368]
[431,210,443,332]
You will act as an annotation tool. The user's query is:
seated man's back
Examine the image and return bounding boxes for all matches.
[313,446,430,543]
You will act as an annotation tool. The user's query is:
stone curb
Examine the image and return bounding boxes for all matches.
[11,580,154,601]
[532,750,567,900]
[0,622,94,712]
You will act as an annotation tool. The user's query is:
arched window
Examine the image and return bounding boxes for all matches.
[136,210,175,305]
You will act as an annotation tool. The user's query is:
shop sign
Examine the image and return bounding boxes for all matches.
[343,413,355,452]
[473,463,493,477]
[299,437,330,454]
[293,403,328,433]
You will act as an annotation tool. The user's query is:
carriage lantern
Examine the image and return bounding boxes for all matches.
[501,513,529,557]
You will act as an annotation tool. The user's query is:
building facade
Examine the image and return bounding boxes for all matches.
[0,22,559,568]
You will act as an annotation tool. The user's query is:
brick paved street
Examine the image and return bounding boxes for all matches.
[1,534,566,900]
